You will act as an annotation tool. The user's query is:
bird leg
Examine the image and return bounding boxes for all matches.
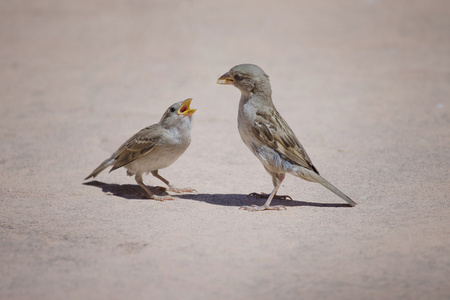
[240,174,287,211]
[135,173,174,201]
[151,170,196,193]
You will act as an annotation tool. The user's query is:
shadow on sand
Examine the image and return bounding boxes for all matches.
[84,180,351,208]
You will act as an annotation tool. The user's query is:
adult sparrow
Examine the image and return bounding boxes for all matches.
[85,98,196,201]
[217,64,356,211]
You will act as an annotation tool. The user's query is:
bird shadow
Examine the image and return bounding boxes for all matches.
[83,180,168,200]
[83,180,350,207]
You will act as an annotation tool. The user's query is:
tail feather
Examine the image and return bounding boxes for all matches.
[297,168,357,207]
[84,157,114,180]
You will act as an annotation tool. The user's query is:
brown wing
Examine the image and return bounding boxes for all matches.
[109,124,162,172]
[252,108,319,174]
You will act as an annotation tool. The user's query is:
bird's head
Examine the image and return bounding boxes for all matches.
[160,98,196,128]
[217,64,271,97]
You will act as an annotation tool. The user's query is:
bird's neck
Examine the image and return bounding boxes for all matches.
[239,89,273,105]
[161,116,192,133]
[238,81,272,99]
[239,93,275,121]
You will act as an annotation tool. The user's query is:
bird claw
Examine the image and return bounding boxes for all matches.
[248,192,293,200]
[239,205,287,212]
[151,195,176,201]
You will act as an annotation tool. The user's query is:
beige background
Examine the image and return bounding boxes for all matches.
[1,1,449,299]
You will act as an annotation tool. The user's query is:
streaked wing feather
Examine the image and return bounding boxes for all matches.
[110,125,162,172]
[254,109,319,173]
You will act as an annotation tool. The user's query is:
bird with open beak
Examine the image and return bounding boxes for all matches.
[218,64,356,211]
[85,98,197,200]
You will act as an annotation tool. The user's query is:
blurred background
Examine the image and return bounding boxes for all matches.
[1,1,449,299]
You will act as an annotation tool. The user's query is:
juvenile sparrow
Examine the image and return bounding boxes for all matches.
[85,98,197,201]
[217,64,356,211]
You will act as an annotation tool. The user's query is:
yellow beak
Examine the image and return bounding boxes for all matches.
[178,98,196,116]
[217,72,234,85]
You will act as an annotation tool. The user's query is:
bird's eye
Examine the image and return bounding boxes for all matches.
[170,107,176,113]
[234,74,243,81]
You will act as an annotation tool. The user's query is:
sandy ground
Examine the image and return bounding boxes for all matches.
[1,0,449,299]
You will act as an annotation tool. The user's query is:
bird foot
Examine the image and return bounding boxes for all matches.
[239,205,287,212]
[167,185,196,194]
[150,194,176,201]
[248,192,293,200]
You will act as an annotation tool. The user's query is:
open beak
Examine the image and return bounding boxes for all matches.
[217,72,234,85]
[178,98,196,117]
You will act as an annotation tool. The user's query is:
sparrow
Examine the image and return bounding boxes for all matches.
[217,64,356,211]
[85,98,197,201]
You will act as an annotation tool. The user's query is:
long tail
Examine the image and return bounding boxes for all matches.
[84,157,114,180]
[296,168,357,207]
